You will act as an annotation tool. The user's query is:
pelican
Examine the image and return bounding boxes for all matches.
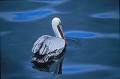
[31,17,66,76]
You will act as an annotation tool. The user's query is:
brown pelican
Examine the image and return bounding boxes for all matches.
[31,17,66,76]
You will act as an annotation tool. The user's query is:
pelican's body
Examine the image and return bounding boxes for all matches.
[32,35,65,63]
[31,17,66,76]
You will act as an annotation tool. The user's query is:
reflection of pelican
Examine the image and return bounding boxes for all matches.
[31,17,66,76]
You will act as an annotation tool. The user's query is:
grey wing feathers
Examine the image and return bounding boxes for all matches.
[44,37,65,53]
[32,35,65,55]
[32,35,51,53]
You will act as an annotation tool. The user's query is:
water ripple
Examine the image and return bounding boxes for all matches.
[65,31,119,39]
[90,10,119,19]
[0,31,12,37]
[63,64,111,74]
[0,9,57,22]
[29,0,68,5]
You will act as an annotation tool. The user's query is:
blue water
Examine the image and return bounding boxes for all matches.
[1,0,120,79]
[0,9,56,22]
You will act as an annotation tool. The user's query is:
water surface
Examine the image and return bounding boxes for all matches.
[1,0,120,79]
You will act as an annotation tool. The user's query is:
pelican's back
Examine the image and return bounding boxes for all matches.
[32,35,65,55]
[44,36,65,53]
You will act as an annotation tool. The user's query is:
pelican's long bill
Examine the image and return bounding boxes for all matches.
[57,25,65,41]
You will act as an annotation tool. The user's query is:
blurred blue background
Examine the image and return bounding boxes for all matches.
[0,0,120,79]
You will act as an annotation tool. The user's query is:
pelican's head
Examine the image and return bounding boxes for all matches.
[51,17,65,40]
[52,17,61,27]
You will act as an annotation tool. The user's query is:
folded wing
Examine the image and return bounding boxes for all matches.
[32,35,65,63]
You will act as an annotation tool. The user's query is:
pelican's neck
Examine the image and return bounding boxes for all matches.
[52,24,62,38]
[51,17,66,42]
[52,24,66,41]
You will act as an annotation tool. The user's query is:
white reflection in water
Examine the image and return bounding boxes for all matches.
[90,10,119,19]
